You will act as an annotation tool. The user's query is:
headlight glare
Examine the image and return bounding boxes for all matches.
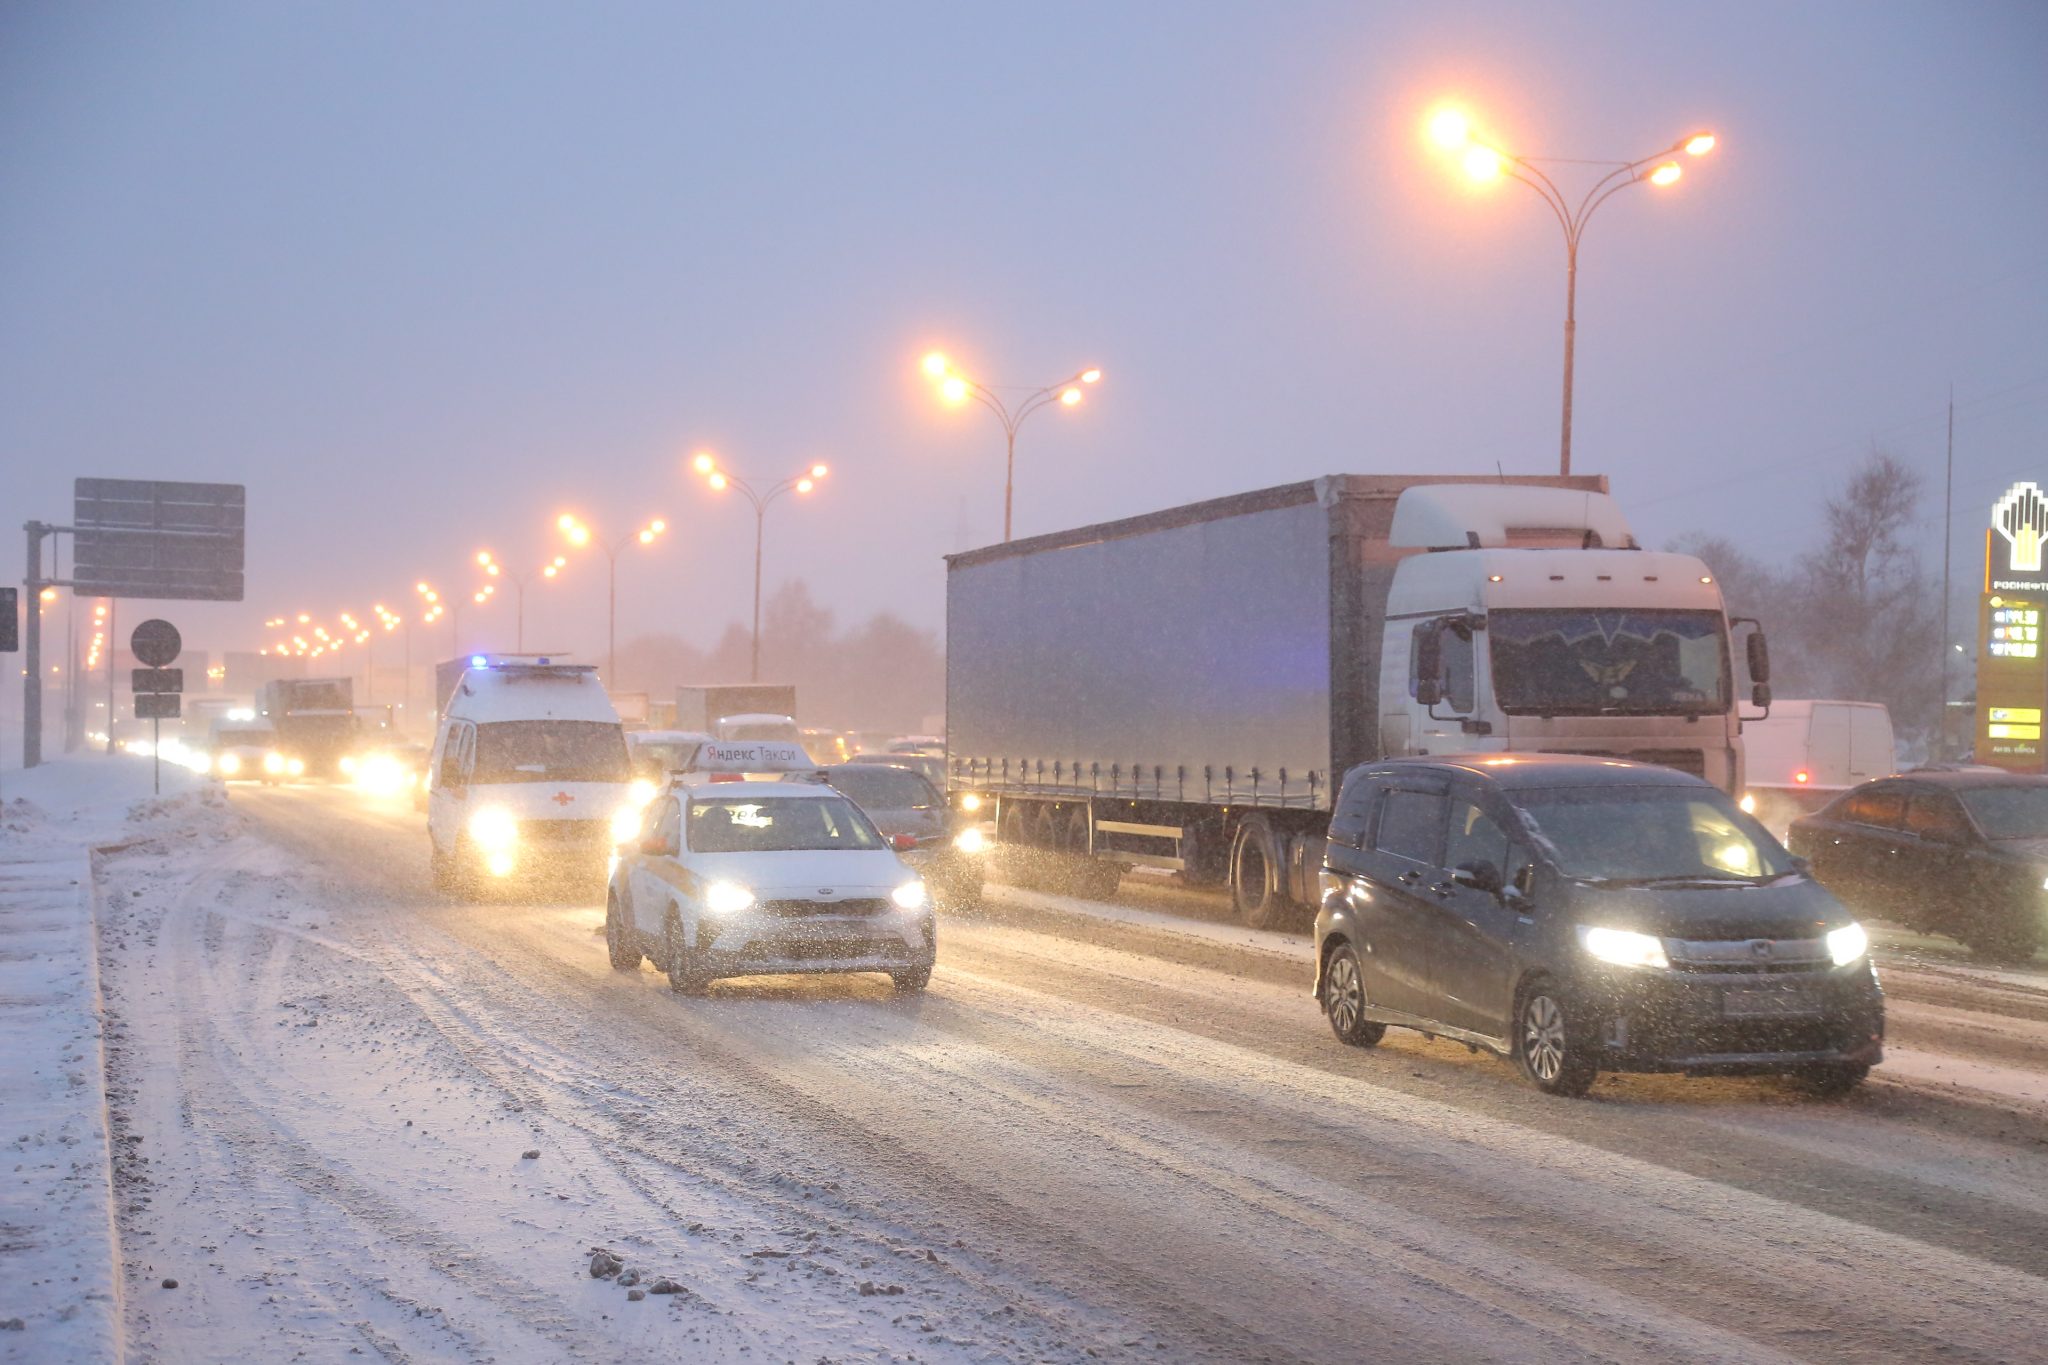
[1826,921,1869,966]
[704,881,755,915]
[953,827,987,855]
[218,753,241,775]
[609,806,642,844]
[891,880,928,911]
[262,751,286,775]
[1577,924,1670,970]
[468,806,519,852]
[628,777,657,807]
[959,793,982,813]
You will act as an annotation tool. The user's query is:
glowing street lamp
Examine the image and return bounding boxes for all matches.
[1425,102,1716,475]
[690,452,828,682]
[473,549,566,652]
[557,512,669,682]
[921,351,1102,542]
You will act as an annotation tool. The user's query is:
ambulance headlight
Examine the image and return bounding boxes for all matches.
[218,753,241,776]
[891,880,928,911]
[609,806,642,844]
[468,806,519,853]
[262,751,286,775]
[628,777,657,808]
[703,881,755,915]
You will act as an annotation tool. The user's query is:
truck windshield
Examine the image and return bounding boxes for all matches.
[1510,785,1794,882]
[1489,609,1729,716]
[1957,785,2048,841]
[472,720,629,784]
[688,797,886,853]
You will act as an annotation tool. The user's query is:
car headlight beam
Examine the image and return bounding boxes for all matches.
[609,806,642,844]
[468,806,519,853]
[891,880,928,911]
[1826,921,1869,967]
[1576,924,1670,970]
[953,826,988,855]
[703,881,755,915]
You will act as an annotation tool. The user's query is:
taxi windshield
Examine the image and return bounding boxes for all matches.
[689,796,886,853]
[1509,785,1795,883]
[472,720,630,784]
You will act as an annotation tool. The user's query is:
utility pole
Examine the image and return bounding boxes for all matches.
[22,521,47,769]
[1939,385,1954,761]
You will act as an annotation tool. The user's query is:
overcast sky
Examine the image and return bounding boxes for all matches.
[4,1,2045,662]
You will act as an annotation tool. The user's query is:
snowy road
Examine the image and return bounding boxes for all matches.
[95,783,2048,1364]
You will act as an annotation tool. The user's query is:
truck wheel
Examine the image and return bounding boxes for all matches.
[606,893,641,972]
[1076,860,1122,900]
[1230,815,1291,929]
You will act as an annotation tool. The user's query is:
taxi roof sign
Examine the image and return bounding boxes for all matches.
[684,739,816,776]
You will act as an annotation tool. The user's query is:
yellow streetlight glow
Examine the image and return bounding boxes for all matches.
[1462,146,1504,181]
[552,555,566,567]
[709,471,729,491]
[692,451,716,475]
[650,518,666,533]
[810,463,829,478]
[543,565,558,579]
[476,551,492,565]
[638,530,654,544]
[922,351,950,379]
[796,478,814,494]
[39,587,57,604]
[557,514,574,531]
[1060,387,1082,406]
[1081,368,1102,384]
[1648,161,1682,186]
[1428,107,1473,150]
[940,375,970,405]
[1685,132,1716,156]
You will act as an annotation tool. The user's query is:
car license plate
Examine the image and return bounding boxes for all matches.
[1722,985,1822,1018]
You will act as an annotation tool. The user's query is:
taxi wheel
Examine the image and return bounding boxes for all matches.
[605,894,641,972]
[1321,943,1386,1048]
[1515,980,1597,1097]
[664,913,711,996]
[891,966,932,992]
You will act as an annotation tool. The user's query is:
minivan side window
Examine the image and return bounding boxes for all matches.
[1327,778,1379,849]
[1374,788,1445,865]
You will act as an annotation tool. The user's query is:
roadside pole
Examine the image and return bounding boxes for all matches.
[23,521,47,769]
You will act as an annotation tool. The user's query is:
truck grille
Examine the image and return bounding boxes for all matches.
[759,898,890,919]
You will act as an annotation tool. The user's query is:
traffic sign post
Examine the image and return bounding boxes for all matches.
[131,619,184,794]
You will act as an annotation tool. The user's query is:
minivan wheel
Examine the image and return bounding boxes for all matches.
[605,894,641,972]
[1516,983,1596,1097]
[1322,943,1386,1048]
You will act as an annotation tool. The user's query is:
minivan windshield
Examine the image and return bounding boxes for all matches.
[688,796,886,853]
[1957,784,2048,841]
[1490,609,1730,716]
[472,720,630,784]
[1509,784,1796,883]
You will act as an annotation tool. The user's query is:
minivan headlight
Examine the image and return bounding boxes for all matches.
[468,806,519,853]
[891,880,928,911]
[1826,921,1869,966]
[703,881,755,915]
[1576,924,1670,970]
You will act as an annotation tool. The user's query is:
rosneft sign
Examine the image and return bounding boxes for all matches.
[1981,482,2048,771]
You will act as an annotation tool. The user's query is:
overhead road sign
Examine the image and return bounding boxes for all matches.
[73,478,245,601]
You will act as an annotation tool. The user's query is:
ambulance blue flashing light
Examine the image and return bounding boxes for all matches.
[470,655,487,668]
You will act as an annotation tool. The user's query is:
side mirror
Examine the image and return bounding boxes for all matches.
[1413,623,1444,708]
[1745,630,1772,685]
[892,833,919,852]
[1451,860,1503,895]
[639,834,673,857]
[1751,682,1772,709]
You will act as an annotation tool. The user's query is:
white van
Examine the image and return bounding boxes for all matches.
[426,660,649,892]
[1741,699,1896,835]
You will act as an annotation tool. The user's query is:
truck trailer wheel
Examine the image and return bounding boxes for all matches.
[1231,815,1292,929]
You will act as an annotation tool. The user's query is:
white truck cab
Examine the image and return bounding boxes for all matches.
[426,658,649,892]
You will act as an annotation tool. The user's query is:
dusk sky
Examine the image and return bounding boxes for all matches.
[5,1,2045,660]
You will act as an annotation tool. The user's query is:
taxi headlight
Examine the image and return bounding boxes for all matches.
[1826,921,1869,966]
[262,751,286,775]
[218,753,241,776]
[1576,924,1669,970]
[468,806,519,853]
[704,881,755,915]
[953,826,988,855]
[609,806,642,844]
[891,880,928,911]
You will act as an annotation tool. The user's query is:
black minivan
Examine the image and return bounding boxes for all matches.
[1314,754,1884,1096]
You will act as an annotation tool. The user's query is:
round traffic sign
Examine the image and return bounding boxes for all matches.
[130,619,182,667]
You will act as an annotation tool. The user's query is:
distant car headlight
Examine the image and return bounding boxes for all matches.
[1738,792,1757,814]
[1576,924,1670,970]
[339,754,358,777]
[286,757,306,777]
[953,826,988,855]
[958,793,983,813]
[609,806,642,844]
[1826,921,1869,966]
[262,751,286,775]
[468,806,519,853]
[891,880,928,911]
[703,881,755,915]
[218,753,241,776]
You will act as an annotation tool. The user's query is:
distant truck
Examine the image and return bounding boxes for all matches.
[674,684,799,740]
[257,676,359,779]
[946,475,1772,926]
[1741,700,1896,834]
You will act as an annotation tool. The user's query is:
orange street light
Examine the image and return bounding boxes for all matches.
[920,351,1104,541]
[470,548,561,651]
[691,452,830,681]
[1425,102,1718,475]
[557,513,668,681]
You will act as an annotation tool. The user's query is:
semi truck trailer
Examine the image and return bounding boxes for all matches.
[945,474,1771,925]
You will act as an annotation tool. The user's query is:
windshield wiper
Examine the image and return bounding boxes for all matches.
[1581,874,1758,889]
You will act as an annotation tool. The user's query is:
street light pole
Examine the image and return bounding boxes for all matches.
[922,354,1102,542]
[1430,110,1715,476]
[557,515,666,682]
[690,455,827,682]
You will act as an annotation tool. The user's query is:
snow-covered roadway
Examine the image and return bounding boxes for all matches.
[95,782,2048,1364]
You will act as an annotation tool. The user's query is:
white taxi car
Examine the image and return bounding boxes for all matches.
[605,751,935,995]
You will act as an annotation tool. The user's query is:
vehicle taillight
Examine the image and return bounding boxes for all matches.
[1794,770,1811,784]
